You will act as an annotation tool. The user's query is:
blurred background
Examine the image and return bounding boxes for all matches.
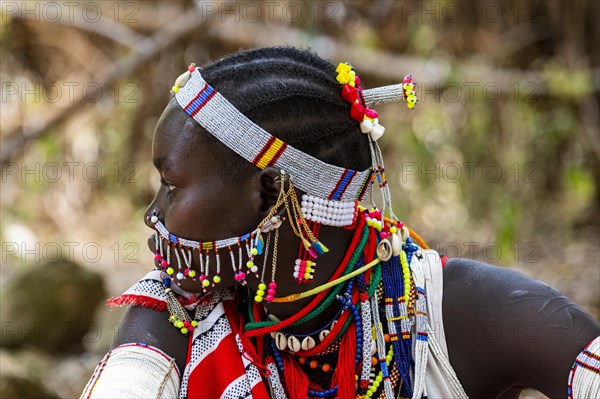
[1,0,598,397]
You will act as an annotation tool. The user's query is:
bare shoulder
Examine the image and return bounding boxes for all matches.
[112,305,189,373]
[442,258,600,398]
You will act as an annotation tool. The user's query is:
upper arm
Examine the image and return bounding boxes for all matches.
[112,306,190,373]
[442,258,600,398]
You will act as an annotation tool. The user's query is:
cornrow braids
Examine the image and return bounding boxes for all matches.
[183,46,371,173]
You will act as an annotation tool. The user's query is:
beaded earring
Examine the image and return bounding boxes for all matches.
[282,187,329,259]
[252,174,287,303]
[293,223,317,284]
[254,231,271,303]
[254,226,279,303]
[253,170,332,301]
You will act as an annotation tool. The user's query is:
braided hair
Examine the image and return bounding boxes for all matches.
[181,46,371,173]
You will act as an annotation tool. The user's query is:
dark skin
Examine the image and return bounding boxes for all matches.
[114,100,600,397]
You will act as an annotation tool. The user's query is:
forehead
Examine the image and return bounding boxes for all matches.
[152,99,250,181]
[152,100,204,171]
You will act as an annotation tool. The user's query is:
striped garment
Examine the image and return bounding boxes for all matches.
[568,335,600,398]
[108,270,270,399]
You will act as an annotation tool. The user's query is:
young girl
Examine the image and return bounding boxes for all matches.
[82,47,599,399]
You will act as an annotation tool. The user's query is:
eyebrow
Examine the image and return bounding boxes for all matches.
[152,156,175,174]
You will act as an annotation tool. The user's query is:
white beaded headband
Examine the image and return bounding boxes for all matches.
[173,66,371,201]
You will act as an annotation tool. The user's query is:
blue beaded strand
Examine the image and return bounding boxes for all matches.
[335,292,363,368]
[381,246,414,398]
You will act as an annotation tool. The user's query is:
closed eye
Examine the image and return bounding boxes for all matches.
[160,177,177,194]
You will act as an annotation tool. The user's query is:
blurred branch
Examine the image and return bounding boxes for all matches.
[207,21,549,91]
[4,6,599,164]
[1,8,207,164]
[57,12,146,51]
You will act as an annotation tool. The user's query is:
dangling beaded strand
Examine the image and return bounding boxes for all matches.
[254,232,272,303]
[265,227,279,302]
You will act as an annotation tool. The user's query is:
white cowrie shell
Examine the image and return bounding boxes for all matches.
[301,336,316,350]
[391,233,402,256]
[401,226,410,241]
[371,340,377,356]
[319,330,330,342]
[377,239,393,262]
[288,336,301,352]
[275,333,287,351]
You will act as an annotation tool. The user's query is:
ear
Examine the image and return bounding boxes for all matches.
[257,167,282,216]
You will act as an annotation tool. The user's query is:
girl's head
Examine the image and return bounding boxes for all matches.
[143,46,412,293]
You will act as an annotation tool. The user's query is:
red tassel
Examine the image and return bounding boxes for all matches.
[332,322,357,399]
[238,322,270,377]
[281,352,309,399]
[106,294,167,311]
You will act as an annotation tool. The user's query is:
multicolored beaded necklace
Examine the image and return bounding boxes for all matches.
[237,209,431,399]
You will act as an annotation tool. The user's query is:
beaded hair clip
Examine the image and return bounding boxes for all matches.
[336,62,418,142]
[334,62,418,227]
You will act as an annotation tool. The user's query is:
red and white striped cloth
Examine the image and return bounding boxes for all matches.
[108,270,270,399]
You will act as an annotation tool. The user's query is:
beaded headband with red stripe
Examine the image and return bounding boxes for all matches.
[172,65,371,201]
